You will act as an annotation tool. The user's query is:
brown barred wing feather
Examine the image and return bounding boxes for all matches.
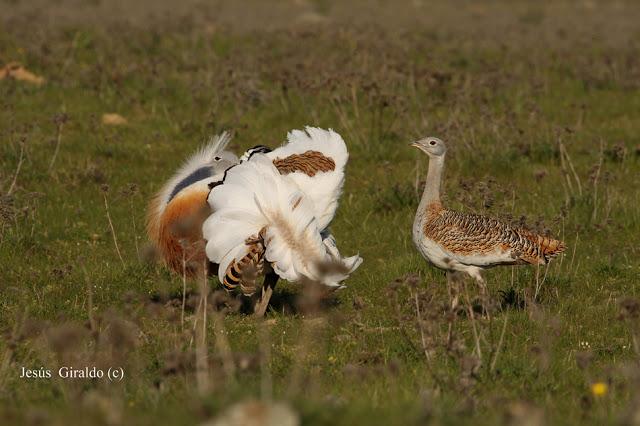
[424,210,565,267]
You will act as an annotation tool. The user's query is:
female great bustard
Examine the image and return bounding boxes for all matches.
[411,137,565,292]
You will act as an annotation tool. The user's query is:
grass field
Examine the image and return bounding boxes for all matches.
[2,1,640,424]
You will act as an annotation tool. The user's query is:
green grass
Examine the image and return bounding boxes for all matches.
[2,1,640,424]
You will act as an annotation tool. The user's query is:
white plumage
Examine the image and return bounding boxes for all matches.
[204,155,360,287]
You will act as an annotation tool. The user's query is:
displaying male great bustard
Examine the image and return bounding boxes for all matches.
[147,127,361,315]
[411,137,565,291]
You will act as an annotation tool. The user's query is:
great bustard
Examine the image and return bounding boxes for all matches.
[147,127,362,315]
[411,137,565,292]
[203,127,362,315]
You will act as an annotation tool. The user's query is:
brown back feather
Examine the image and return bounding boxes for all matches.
[273,150,335,177]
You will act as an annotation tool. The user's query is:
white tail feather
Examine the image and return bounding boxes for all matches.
[320,234,363,287]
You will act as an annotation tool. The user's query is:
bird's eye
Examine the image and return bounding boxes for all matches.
[214,156,221,161]
[429,141,436,146]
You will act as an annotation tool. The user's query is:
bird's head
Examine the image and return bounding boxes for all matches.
[410,137,447,158]
[212,151,239,170]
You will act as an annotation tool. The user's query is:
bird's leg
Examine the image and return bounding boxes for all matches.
[253,272,278,317]
[476,275,488,297]
[446,271,461,312]
[445,271,461,348]
[468,268,491,319]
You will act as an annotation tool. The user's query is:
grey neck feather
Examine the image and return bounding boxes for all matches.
[418,155,445,212]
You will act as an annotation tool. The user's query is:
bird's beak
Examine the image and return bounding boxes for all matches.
[409,142,420,149]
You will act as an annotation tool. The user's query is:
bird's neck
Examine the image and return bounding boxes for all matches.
[418,155,445,215]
